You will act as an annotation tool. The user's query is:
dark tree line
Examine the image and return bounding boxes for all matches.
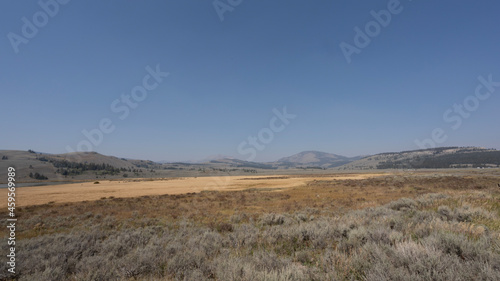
[29,172,48,180]
[50,159,125,176]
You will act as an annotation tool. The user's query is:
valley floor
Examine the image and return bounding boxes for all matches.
[4,173,385,207]
[1,169,500,280]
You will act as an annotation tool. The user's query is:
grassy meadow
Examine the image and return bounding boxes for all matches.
[1,171,500,280]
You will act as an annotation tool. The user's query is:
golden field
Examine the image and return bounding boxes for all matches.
[2,169,500,280]
[4,173,385,207]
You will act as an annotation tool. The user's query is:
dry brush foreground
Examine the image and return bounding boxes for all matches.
[1,171,500,280]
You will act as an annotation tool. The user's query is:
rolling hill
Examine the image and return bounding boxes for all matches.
[0,150,143,182]
[336,147,500,170]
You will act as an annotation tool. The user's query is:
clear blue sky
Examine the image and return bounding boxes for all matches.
[1,0,499,162]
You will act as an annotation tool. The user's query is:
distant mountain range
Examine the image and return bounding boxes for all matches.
[192,151,363,169]
[160,151,362,168]
[273,151,364,168]
[1,146,499,182]
[167,147,500,170]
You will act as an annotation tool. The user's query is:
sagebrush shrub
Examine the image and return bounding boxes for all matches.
[9,190,500,280]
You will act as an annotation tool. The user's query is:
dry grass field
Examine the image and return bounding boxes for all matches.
[1,169,500,280]
[3,173,385,207]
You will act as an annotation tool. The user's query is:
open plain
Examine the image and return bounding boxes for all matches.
[2,169,500,280]
[4,173,385,207]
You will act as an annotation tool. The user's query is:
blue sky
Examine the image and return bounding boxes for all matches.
[1,0,499,162]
